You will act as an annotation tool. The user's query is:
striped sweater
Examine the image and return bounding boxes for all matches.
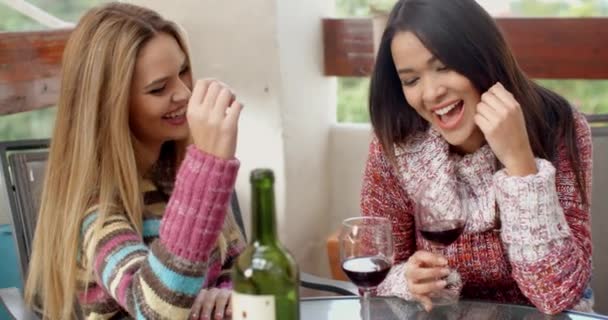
[77,146,245,319]
[363,111,593,314]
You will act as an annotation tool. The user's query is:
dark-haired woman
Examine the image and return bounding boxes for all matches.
[361,0,593,314]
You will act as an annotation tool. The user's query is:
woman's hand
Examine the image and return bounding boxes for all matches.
[190,288,232,320]
[474,82,537,176]
[405,250,450,312]
[187,79,243,160]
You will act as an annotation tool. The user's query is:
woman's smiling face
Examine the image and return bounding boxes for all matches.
[391,31,485,153]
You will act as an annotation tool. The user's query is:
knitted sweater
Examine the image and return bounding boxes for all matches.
[362,111,593,314]
[76,146,245,319]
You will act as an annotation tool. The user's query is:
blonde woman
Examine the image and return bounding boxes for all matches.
[24,3,245,319]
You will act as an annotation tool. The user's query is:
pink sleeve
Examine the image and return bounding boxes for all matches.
[159,145,240,262]
[80,146,240,317]
[494,113,593,314]
[360,138,416,299]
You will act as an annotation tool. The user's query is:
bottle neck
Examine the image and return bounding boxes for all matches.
[251,181,277,245]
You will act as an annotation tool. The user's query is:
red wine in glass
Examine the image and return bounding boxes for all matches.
[339,216,393,320]
[419,219,465,247]
[341,256,391,289]
[413,181,470,306]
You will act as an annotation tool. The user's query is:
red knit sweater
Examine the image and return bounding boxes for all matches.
[361,111,593,314]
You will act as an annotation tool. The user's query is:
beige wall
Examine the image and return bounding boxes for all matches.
[127,0,335,276]
[276,0,336,273]
[328,124,372,230]
[127,0,287,226]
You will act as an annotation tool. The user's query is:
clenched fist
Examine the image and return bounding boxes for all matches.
[187,79,243,159]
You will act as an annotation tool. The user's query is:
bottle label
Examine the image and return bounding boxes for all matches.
[232,292,276,320]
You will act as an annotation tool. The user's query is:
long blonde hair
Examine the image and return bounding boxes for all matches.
[25,3,238,319]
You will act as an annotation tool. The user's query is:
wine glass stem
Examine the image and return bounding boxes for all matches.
[362,289,371,320]
[430,243,448,271]
[431,244,445,255]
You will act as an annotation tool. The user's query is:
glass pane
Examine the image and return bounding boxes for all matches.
[478,0,608,17]
[0,107,56,141]
[337,78,608,123]
[29,0,110,24]
[0,3,45,31]
[335,0,396,16]
[536,80,608,115]
[0,0,109,32]
[335,0,608,17]
[338,78,370,123]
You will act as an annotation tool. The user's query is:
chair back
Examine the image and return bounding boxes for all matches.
[591,126,608,315]
[230,192,246,239]
[0,139,50,284]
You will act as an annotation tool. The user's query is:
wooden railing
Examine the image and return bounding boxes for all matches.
[1,18,608,117]
[0,29,71,116]
[323,17,608,79]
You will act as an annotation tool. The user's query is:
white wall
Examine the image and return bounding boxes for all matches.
[127,0,336,276]
[276,0,336,274]
[127,0,287,229]
[328,124,372,230]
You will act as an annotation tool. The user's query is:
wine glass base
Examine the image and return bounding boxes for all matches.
[429,267,461,306]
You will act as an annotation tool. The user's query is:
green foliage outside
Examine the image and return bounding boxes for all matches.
[337,77,372,123]
[335,0,396,16]
[336,0,608,123]
[0,0,107,32]
[0,108,57,140]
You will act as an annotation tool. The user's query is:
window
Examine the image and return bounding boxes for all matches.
[0,0,109,141]
[0,108,56,141]
[335,0,608,123]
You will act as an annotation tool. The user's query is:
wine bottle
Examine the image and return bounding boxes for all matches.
[232,169,300,320]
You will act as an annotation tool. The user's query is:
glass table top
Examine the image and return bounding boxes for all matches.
[301,296,608,320]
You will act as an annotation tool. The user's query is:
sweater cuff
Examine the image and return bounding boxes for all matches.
[494,158,571,262]
[377,262,413,300]
[160,146,240,262]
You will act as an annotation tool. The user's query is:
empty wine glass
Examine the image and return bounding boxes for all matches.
[414,179,470,306]
[339,216,393,320]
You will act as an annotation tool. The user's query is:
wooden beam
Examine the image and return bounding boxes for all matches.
[499,18,608,79]
[0,29,71,116]
[323,18,375,77]
[323,18,608,79]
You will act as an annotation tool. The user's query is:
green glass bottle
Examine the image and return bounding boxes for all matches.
[232,169,300,320]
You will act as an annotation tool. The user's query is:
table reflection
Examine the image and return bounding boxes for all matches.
[301,297,608,320]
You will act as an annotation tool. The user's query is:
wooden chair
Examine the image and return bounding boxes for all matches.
[0,140,49,284]
[0,139,48,320]
[590,126,608,312]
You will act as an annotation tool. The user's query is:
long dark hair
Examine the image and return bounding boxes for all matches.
[369,0,586,202]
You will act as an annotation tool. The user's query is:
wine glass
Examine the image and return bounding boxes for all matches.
[414,179,470,306]
[339,216,394,320]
